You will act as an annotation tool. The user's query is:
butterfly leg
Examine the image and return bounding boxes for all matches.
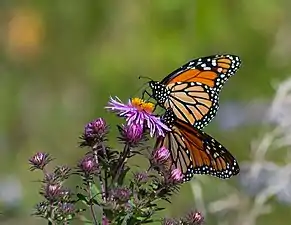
[141,90,151,99]
[142,90,158,112]
[152,104,158,112]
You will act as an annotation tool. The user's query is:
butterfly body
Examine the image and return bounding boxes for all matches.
[149,81,170,105]
[157,109,240,182]
[148,54,241,129]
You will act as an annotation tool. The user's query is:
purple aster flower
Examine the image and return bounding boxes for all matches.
[106,97,170,137]
[29,152,52,170]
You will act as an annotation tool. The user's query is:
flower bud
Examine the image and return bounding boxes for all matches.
[54,165,71,180]
[58,202,75,215]
[183,210,204,225]
[78,155,99,176]
[134,172,148,184]
[81,118,108,147]
[29,152,52,170]
[110,187,131,203]
[120,123,143,145]
[152,146,170,164]
[169,168,183,183]
[43,183,62,201]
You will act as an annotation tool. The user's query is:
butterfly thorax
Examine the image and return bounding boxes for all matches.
[149,81,170,105]
[160,108,176,128]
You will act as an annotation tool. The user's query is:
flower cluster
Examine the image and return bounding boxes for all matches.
[29,152,76,223]
[29,97,203,225]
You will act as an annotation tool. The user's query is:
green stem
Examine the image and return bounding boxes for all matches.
[92,143,107,200]
[112,144,131,184]
[87,181,98,225]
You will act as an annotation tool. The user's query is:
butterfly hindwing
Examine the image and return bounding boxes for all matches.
[164,82,219,129]
[176,119,240,181]
[156,109,240,182]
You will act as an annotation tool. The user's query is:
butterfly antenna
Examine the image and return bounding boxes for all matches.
[138,76,155,100]
[129,81,150,100]
[138,76,153,82]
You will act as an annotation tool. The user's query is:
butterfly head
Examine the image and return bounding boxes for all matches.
[148,81,170,105]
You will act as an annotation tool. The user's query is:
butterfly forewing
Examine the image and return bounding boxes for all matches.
[161,54,241,93]
[148,54,241,130]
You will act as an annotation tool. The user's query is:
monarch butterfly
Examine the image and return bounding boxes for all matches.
[156,109,240,182]
[145,54,241,129]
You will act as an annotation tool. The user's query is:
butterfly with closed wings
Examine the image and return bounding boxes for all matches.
[155,108,240,182]
[145,54,241,130]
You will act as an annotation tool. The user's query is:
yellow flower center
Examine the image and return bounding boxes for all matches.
[131,97,154,113]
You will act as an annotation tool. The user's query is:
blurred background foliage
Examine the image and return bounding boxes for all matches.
[1,0,291,224]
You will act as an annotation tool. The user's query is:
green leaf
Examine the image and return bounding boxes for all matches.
[76,193,89,205]
[121,213,133,225]
[91,184,102,203]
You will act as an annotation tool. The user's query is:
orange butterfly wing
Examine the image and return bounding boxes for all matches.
[148,54,241,129]
[163,82,219,129]
[167,70,219,87]
[161,54,241,93]
[155,112,240,182]
[176,119,239,180]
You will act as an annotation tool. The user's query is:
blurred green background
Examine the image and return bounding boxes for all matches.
[1,0,291,224]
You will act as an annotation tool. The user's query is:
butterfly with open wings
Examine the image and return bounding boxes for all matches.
[143,54,241,181]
